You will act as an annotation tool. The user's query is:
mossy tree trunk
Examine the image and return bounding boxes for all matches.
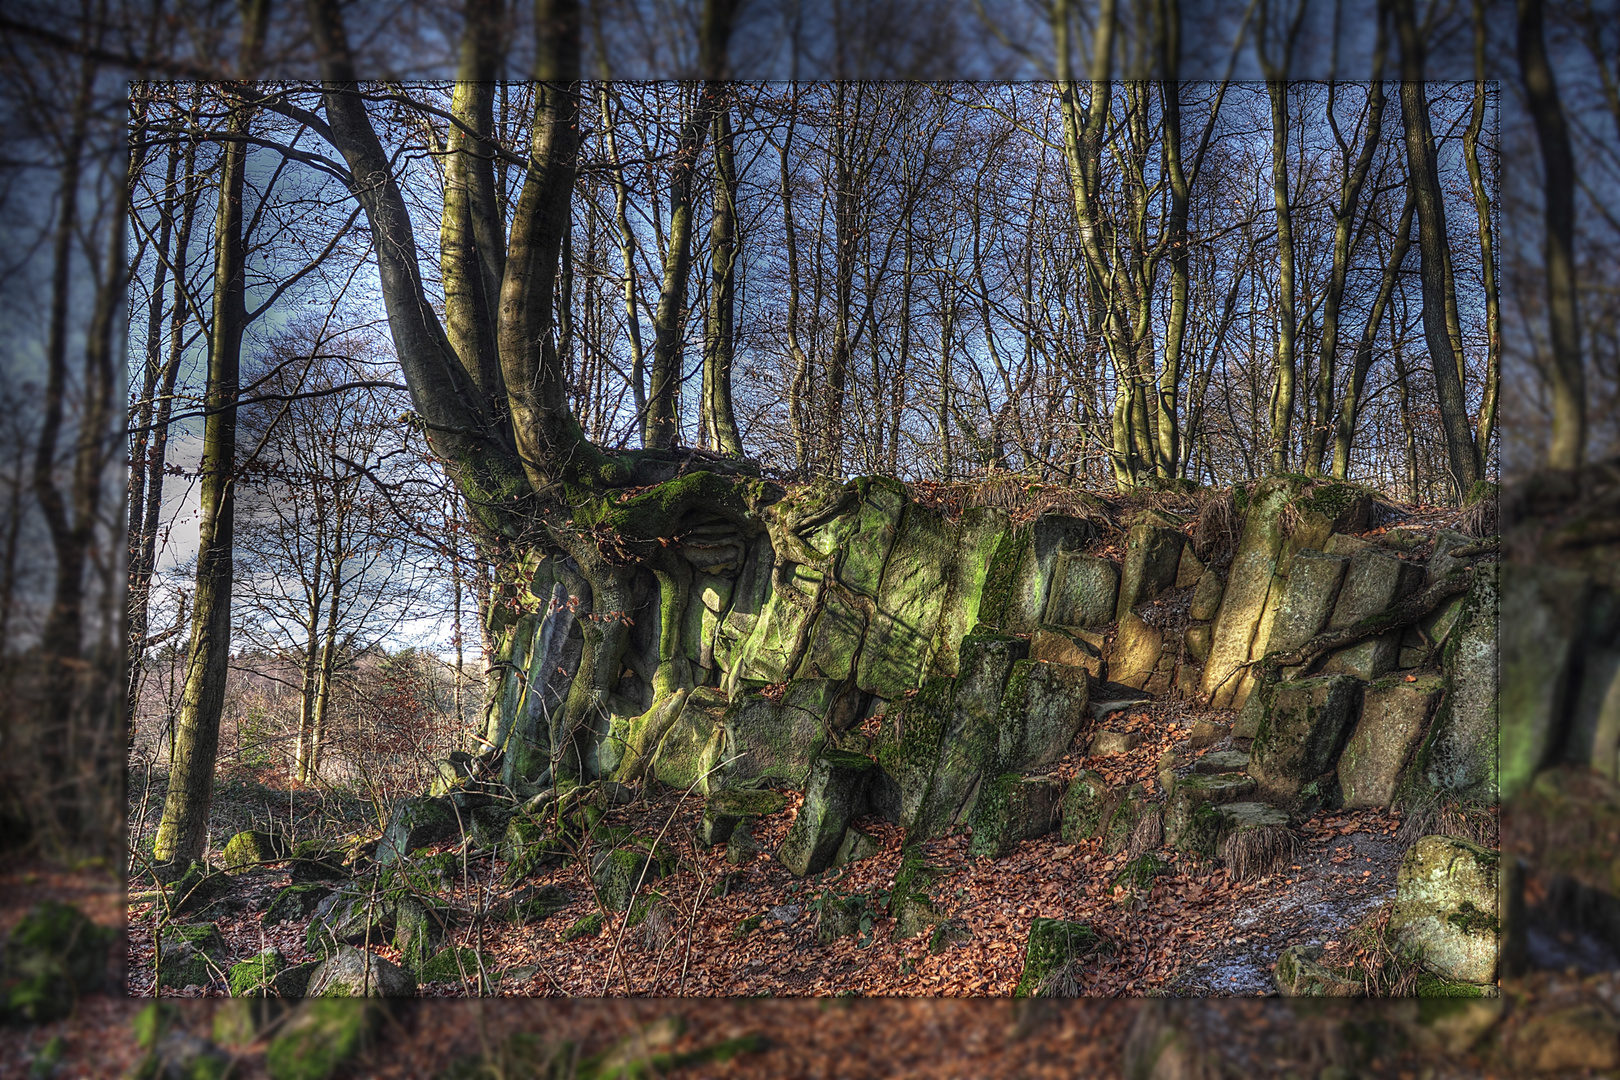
[153,23,265,865]
[302,0,758,784]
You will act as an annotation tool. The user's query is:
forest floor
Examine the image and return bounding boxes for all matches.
[121,698,1412,1000]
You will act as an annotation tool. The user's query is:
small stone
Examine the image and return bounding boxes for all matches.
[1274,944,1360,996]
[831,827,881,868]
[1089,729,1145,756]
[1192,749,1249,775]
[1187,719,1228,750]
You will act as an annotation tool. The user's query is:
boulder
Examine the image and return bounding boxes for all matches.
[265,999,386,1080]
[1389,835,1499,986]
[1,901,112,1022]
[889,849,945,941]
[985,514,1101,638]
[776,747,876,876]
[1090,729,1146,757]
[700,788,789,847]
[1201,479,1295,709]
[505,884,569,924]
[260,883,332,926]
[221,829,285,871]
[1409,562,1499,800]
[725,820,762,865]
[306,946,415,997]
[287,841,348,883]
[1029,627,1104,677]
[1192,749,1249,775]
[1264,550,1349,675]
[1115,525,1186,619]
[1320,549,1423,680]
[1274,945,1360,996]
[227,948,284,997]
[1041,551,1119,630]
[831,827,881,868]
[1338,673,1443,808]
[1565,644,1620,781]
[1013,918,1103,997]
[591,840,677,912]
[392,897,449,976]
[650,686,728,793]
[1164,773,1257,850]
[1189,570,1225,622]
[418,947,491,984]
[993,659,1090,771]
[158,922,228,990]
[1184,623,1213,663]
[1100,784,1150,855]
[1246,674,1361,808]
[721,680,858,789]
[1059,770,1112,844]
[305,887,394,957]
[966,773,1064,858]
[376,796,462,866]
[1109,613,1165,691]
[1176,544,1206,589]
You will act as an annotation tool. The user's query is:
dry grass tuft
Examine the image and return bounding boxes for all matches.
[1395,796,1497,851]
[1127,807,1164,861]
[1192,488,1239,564]
[1459,494,1498,538]
[1338,902,1423,996]
[1221,824,1299,884]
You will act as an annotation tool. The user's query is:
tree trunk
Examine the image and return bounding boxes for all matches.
[1465,0,1499,461]
[1516,0,1584,469]
[1390,0,1482,496]
[702,100,743,457]
[1332,190,1415,479]
[152,77,257,868]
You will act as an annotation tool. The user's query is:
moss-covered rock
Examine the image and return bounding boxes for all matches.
[157,922,228,990]
[1112,853,1169,892]
[1041,551,1119,630]
[776,747,875,876]
[260,883,333,926]
[1246,673,1361,808]
[1013,918,1102,997]
[994,660,1090,772]
[376,796,461,866]
[966,773,1064,858]
[831,826,881,868]
[287,841,348,884]
[266,999,383,1080]
[1274,944,1361,996]
[505,884,570,924]
[700,787,789,846]
[1059,770,1112,844]
[305,887,393,957]
[221,829,285,871]
[1264,550,1349,673]
[1338,673,1444,809]
[720,680,853,789]
[889,848,945,941]
[1201,478,1296,708]
[1,900,113,1023]
[1406,561,1499,802]
[305,946,414,997]
[855,502,963,698]
[561,912,604,942]
[392,897,449,976]
[1100,784,1149,855]
[1390,835,1499,985]
[591,839,677,912]
[228,948,285,997]
[417,947,490,984]
[650,686,729,793]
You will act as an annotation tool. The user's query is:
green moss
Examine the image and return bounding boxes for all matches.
[1445,900,1499,937]
[418,947,490,984]
[1013,918,1102,998]
[561,913,604,942]
[228,949,284,997]
[1414,972,1489,998]
[1112,854,1169,891]
[265,999,374,1080]
[731,913,765,939]
[972,527,1031,633]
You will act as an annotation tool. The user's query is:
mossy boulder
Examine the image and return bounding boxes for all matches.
[967,773,1064,858]
[1,900,112,1023]
[376,796,462,866]
[1112,853,1169,892]
[720,680,852,789]
[305,887,394,957]
[591,840,677,912]
[1115,524,1185,620]
[261,883,333,926]
[305,946,414,997]
[700,788,789,847]
[1059,770,1112,843]
[1246,674,1361,808]
[1200,478,1296,709]
[1164,771,1256,850]
[392,897,450,976]
[650,687,727,793]
[221,829,286,871]
[831,827,881,868]
[1338,673,1444,808]
[1013,918,1103,997]
[505,884,570,924]
[1264,550,1349,672]
[165,860,234,914]
[889,848,945,941]
[1041,551,1119,630]
[1109,612,1165,692]
[417,947,490,984]
[266,999,384,1080]
[1389,835,1499,986]
[1274,944,1361,996]
[1100,784,1149,855]
[1189,570,1224,622]
[158,922,228,990]
[561,913,604,942]
[1319,549,1424,680]
[287,841,348,883]
[993,660,1090,772]
[228,948,285,997]
[776,747,876,876]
